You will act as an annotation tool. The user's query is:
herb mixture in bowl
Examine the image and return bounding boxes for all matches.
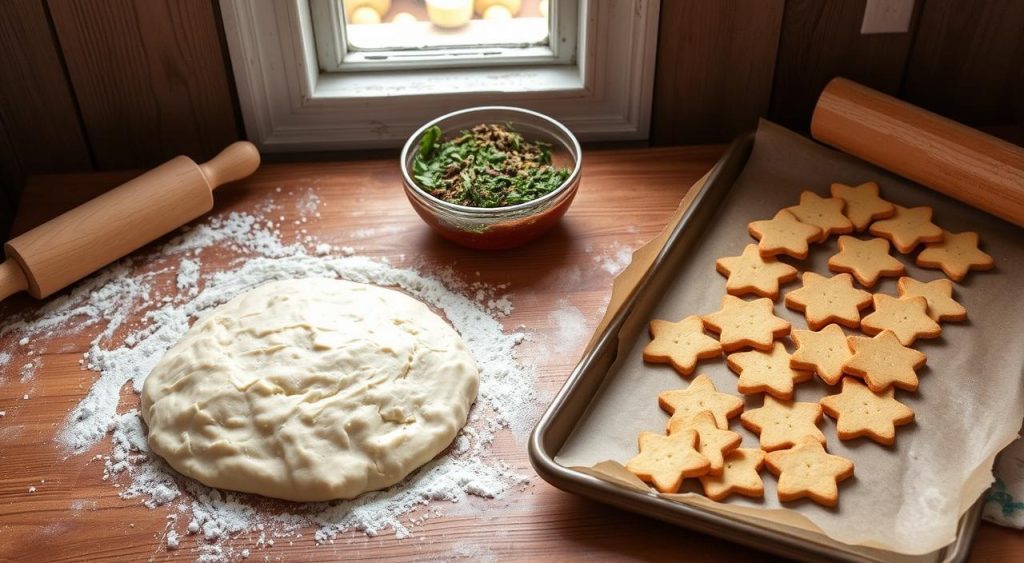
[412,123,572,208]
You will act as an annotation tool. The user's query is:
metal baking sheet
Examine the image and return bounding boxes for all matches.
[529,122,1024,562]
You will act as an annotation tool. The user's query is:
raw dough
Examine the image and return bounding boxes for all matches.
[141,278,479,502]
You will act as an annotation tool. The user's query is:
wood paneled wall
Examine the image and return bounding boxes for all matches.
[652,0,1024,144]
[0,0,241,237]
[1,0,1023,237]
[48,0,239,169]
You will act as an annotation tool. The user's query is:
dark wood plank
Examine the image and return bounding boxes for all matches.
[769,0,919,132]
[0,0,92,203]
[651,0,785,145]
[0,115,20,239]
[47,0,240,169]
[901,0,1024,126]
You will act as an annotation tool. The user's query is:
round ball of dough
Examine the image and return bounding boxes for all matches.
[426,0,474,28]
[350,5,382,25]
[391,11,418,24]
[141,278,479,502]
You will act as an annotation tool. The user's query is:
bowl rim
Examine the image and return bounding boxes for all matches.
[400,106,583,215]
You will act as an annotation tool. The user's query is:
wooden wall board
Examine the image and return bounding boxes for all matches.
[901,0,1024,126]
[650,0,785,145]
[768,0,920,132]
[0,0,92,204]
[0,116,20,239]
[47,0,241,169]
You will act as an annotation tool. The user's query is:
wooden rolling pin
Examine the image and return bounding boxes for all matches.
[811,77,1024,227]
[0,141,261,302]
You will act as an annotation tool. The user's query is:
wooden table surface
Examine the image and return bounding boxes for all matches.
[0,147,1019,562]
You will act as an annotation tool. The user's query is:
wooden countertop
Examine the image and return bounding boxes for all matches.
[0,147,1019,561]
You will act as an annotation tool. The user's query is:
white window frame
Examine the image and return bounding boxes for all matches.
[220,0,660,152]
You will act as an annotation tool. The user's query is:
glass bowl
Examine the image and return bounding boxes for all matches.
[400,106,582,250]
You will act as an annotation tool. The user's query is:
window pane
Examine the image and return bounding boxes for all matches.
[340,0,550,52]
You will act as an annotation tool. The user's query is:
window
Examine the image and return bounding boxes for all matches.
[313,0,574,72]
[220,0,660,151]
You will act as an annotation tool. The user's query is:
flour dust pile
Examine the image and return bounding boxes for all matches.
[0,189,534,558]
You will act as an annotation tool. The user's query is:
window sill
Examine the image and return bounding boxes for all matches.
[311,65,584,100]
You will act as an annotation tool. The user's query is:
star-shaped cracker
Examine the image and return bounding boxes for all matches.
[740,395,825,451]
[827,236,905,288]
[699,448,766,501]
[843,329,927,392]
[668,411,742,476]
[820,378,915,446]
[830,181,895,232]
[916,231,995,282]
[784,272,872,330]
[860,294,941,346]
[658,374,744,430]
[644,315,723,376]
[715,244,799,299]
[790,323,852,386]
[625,429,710,493]
[764,436,854,507]
[784,191,853,242]
[867,205,943,254]
[701,295,790,352]
[748,210,823,260]
[897,277,966,322]
[726,341,812,400]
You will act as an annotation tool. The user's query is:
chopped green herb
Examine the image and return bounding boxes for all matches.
[411,123,572,208]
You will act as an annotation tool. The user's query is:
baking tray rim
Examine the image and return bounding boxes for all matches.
[527,131,983,563]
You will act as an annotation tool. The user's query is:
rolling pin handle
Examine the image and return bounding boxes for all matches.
[199,141,261,191]
[0,258,29,302]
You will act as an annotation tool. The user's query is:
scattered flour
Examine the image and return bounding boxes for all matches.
[2,195,532,558]
[175,259,200,296]
[166,529,180,550]
[0,351,10,367]
[595,243,634,276]
[296,189,321,218]
[548,300,589,357]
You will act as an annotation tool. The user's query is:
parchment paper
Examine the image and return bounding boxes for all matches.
[555,120,1024,556]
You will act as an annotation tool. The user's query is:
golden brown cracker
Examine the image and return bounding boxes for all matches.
[625,429,710,493]
[740,395,826,452]
[764,436,854,507]
[726,341,813,400]
[658,374,745,430]
[789,323,852,386]
[896,277,966,322]
[820,378,915,446]
[860,294,941,346]
[830,181,895,232]
[715,244,799,299]
[843,329,927,392]
[701,295,791,352]
[868,205,943,254]
[916,231,995,282]
[827,236,905,288]
[699,448,766,501]
[784,191,853,242]
[784,272,872,330]
[748,210,823,260]
[644,315,723,376]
